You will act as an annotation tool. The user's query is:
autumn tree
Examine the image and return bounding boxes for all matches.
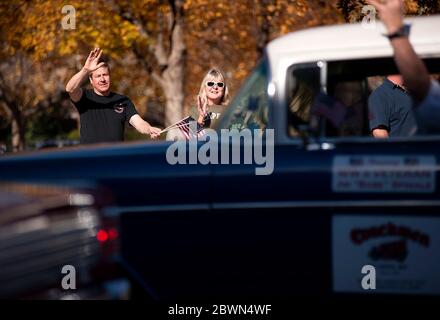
[1,0,347,151]
[0,1,69,151]
[0,55,30,151]
[108,0,187,126]
[0,0,187,126]
[0,53,75,151]
[0,1,67,150]
[183,0,344,112]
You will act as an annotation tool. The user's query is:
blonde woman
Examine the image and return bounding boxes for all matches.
[166,68,229,140]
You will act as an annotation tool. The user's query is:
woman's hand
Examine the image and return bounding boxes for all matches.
[197,95,208,124]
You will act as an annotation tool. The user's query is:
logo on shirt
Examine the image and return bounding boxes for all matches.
[210,112,221,119]
[114,103,125,114]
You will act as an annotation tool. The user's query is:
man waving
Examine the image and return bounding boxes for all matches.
[66,48,161,144]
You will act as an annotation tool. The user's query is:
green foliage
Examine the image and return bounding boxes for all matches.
[66,129,80,141]
[25,103,78,145]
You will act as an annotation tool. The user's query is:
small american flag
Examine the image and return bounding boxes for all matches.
[173,116,206,140]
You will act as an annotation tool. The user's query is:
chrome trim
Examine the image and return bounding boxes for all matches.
[104,204,210,217]
[319,60,327,94]
[279,133,440,146]
[213,200,440,210]
[103,200,440,217]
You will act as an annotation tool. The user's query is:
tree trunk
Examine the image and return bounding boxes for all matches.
[159,2,186,126]
[11,114,25,152]
[163,83,184,126]
[255,0,273,58]
[115,0,186,126]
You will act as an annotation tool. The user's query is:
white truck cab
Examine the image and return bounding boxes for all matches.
[218,15,440,144]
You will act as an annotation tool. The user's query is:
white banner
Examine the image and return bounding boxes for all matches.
[332,155,436,193]
[333,215,440,295]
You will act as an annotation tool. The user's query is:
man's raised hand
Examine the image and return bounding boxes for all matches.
[83,48,105,73]
[367,0,404,34]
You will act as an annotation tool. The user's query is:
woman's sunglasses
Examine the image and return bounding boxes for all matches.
[206,81,224,88]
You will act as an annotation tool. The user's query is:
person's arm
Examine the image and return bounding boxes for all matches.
[129,114,161,139]
[372,128,389,138]
[367,0,431,103]
[65,69,88,102]
[65,48,105,102]
[387,38,430,103]
[368,89,391,138]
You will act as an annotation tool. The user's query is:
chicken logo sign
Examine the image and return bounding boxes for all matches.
[332,216,440,295]
[350,222,430,263]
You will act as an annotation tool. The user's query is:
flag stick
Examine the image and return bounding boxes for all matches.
[159,116,192,134]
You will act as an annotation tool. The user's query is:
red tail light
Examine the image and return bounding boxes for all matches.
[96,229,109,242]
[96,217,120,260]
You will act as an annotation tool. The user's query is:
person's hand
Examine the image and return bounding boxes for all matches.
[367,0,404,34]
[83,48,105,73]
[149,126,161,139]
[197,95,208,118]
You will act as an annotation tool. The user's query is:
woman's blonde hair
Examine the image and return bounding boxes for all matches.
[197,68,229,106]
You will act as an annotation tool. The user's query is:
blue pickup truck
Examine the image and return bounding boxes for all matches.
[1,16,440,300]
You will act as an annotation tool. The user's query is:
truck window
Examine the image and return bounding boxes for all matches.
[215,60,269,132]
[287,57,440,139]
[326,58,440,138]
[286,65,321,137]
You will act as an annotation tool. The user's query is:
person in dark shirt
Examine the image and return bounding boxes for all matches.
[367,0,440,134]
[65,48,161,144]
[368,75,417,138]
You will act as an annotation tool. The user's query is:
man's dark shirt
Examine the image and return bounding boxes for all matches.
[368,79,417,137]
[73,89,138,144]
